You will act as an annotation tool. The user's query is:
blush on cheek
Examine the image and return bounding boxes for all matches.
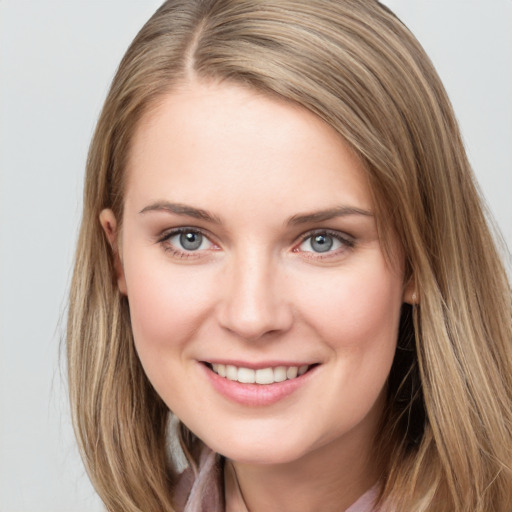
[126,266,214,352]
[344,290,401,348]
[299,267,402,352]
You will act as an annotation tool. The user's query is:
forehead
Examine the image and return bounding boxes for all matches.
[124,81,373,217]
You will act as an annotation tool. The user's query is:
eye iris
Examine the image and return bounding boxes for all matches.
[311,234,333,253]
[180,232,202,250]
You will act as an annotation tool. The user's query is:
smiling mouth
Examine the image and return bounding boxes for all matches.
[205,363,316,385]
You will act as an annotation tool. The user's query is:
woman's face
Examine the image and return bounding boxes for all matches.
[102,81,410,466]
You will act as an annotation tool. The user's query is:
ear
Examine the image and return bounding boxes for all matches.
[99,209,127,295]
[402,275,418,305]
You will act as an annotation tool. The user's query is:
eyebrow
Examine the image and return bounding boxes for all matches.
[139,201,222,224]
[287,206,373,225]
[139,201,373,225]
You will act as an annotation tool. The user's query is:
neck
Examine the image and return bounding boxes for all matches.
[226,425,382,512]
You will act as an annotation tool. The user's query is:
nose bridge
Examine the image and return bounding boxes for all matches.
[218,246,292,340]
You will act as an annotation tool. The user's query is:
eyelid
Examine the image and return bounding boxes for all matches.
[294,229,355,257]
[157,226,210,243]
[157,226,219,258]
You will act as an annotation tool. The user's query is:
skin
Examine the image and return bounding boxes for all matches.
[101,81,414,512]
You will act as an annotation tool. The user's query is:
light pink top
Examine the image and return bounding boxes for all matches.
[176,448,380,512]
[346,486,379,512]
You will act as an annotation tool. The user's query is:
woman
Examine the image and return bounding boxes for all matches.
[67,1,512,511]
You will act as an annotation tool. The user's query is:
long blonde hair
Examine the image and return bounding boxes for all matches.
[67,1,512,510]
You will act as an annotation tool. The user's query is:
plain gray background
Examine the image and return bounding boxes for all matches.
[1,1,511,510]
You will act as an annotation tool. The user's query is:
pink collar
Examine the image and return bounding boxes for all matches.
[176,449,381,512]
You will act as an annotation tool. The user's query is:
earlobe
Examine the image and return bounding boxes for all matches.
[403,276,418,305]
[99,209,127,295]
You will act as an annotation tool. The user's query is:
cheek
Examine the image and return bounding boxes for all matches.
[293,262,403,437]
[123,258,218,409]
[123,256,213,356]
[298,262,403,349]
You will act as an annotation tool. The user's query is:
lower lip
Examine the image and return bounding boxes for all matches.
[200,363,317,406]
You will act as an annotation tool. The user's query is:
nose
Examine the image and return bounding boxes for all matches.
[217,251,293,341]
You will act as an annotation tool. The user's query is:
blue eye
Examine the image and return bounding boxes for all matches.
[179,231,203,251]
[163,229,213,252]
[310,234,334,252]
[298,231,353,254]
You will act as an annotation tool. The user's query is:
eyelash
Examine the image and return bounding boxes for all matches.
[156,227,355,260]
[295,229,355,260]
[157,227,216,259]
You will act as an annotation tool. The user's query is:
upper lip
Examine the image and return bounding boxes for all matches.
[202,360,318,370]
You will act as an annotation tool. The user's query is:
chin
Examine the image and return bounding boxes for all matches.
[201,429,313,466]
[221,446,305,466]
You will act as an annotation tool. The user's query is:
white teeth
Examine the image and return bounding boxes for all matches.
[255,368,274,384]
[226,365,238,380]
[210,363,312,384]
[286,366,298,379]
[298,365,309,376]
[237,367,256,383]
[274,366,287,382]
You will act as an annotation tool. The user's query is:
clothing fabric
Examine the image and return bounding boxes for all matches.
[175,448,380,512]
